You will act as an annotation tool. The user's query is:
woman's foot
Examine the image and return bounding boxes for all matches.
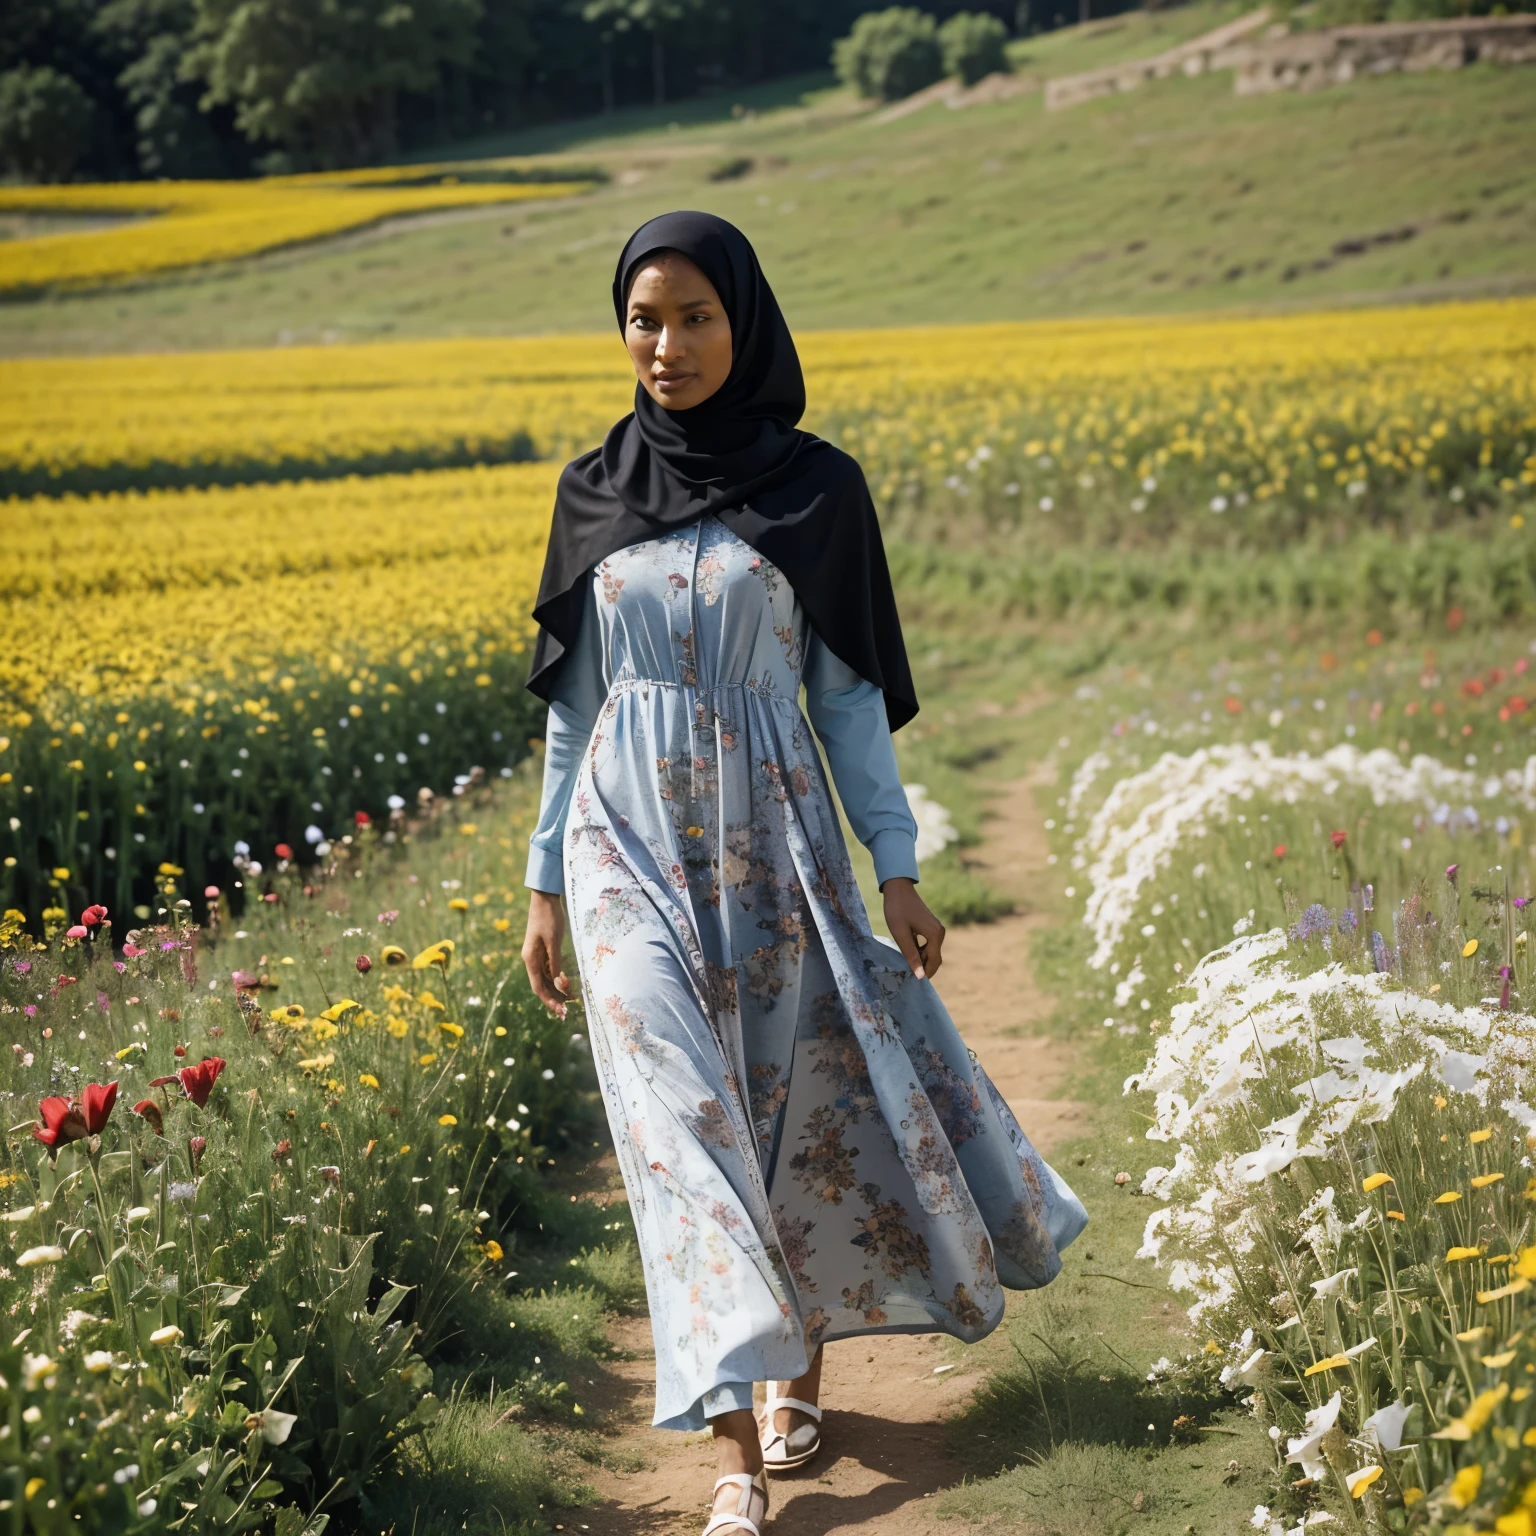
[760,1347,824,1474]
[708,1410,767,1533]
[704,1470,768,1534]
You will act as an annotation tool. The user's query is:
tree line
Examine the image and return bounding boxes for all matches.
[0,0,1042,181]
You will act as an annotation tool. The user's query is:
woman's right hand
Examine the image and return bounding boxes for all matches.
[521,890,572,1018]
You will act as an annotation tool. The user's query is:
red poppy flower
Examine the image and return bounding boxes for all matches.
[354,810,371,827]
[178,1057,226,1108]
[33,1081,118,1149]
[79,904,108,928]
[189,1135,207,1165]
[33,1096,87,1149]
[148,1076,179,1089]
[356,954,372,974]
[275,843,294,861]
[133,1100,164,1135]
[81,1081,118,1132]
[173,1044,187,1057]
[1330,830,1347,849]
[1273,844,1287,859]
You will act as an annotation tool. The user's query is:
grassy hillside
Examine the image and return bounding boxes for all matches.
[1,2,1533,355]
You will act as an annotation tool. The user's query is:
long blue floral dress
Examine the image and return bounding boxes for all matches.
[527,516,1086,1431]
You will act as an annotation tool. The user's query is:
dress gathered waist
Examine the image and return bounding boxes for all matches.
[607,674,792,704]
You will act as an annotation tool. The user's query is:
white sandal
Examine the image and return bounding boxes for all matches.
[703,1471,768,1535]
[760,1395,823,1472]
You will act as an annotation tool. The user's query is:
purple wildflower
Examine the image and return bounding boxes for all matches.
[1446,864,1460,884]
[1500,965,1512,1011]
[96,991,110,1013]
[1292,904,1335,941]
[23,1005,36,1018]
[13,961,30,976]
[1371,931,1394,973]
[1338,908,1359,933]
[1516,897,1531,910]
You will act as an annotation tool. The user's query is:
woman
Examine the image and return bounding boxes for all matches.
[521,211,1086,1536]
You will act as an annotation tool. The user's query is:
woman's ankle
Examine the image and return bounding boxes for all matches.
[711,1408,764,1477]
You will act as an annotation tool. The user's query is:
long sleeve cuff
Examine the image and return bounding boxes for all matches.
[524,843,566,896]
[869,827,920,888]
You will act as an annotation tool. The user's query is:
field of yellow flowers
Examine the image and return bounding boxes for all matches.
[4,295,1533,935]
[4,298,1533,543]
[0,163,591,294]
[0,463,556,927]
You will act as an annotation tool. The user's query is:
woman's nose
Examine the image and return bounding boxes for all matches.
[655,324,684,361]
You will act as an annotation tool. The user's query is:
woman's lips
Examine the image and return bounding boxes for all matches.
[654,371,693,393]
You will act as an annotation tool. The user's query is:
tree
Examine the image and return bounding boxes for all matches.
[580,0,701,106]
[186,0,482,169]
[0,63,95,179]
[94,0,238,176]
[938,10,1007,83]
[832,7,943,101]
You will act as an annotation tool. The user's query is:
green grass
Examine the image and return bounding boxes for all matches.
[3,4,1533,355]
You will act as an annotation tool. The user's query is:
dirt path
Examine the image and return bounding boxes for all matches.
[565,765,1084,1536]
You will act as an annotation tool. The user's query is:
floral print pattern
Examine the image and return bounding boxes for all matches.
[564,518,1087,1431]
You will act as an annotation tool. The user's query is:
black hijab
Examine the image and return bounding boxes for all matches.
[526,210,917,731]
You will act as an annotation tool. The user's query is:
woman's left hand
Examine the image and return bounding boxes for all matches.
[881,877,945,980]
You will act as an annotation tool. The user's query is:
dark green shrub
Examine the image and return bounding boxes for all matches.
[939,11,1011,85]
[833,8,944,101]
[0,66,95,182]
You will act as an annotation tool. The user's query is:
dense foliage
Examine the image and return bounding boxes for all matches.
[938,10,1010,84]
[0,0,1020,177]
[833,7,944,99]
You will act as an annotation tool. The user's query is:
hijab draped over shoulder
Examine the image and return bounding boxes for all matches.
[526,209,918,730]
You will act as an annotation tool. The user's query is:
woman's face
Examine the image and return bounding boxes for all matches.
[624,252,733,412]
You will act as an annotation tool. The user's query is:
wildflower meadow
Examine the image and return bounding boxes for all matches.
[4,202,1536,1532]
[0,781,613,1534]
[1035,624,1536,1534]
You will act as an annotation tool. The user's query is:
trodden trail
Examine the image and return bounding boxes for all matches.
[564,760,1085,1536]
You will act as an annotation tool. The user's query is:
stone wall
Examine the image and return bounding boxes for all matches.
[1230,14,1536,95]
[1044,11,1536,109]
[1044,8,1272,110]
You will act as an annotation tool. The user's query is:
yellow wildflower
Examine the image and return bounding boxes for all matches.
[1447,1462,1484,1506]
[1437,1388,1508,1441]
[1480,1280,1532,1303]
[412,939,454,971]
[1361,1172,1393,1192]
